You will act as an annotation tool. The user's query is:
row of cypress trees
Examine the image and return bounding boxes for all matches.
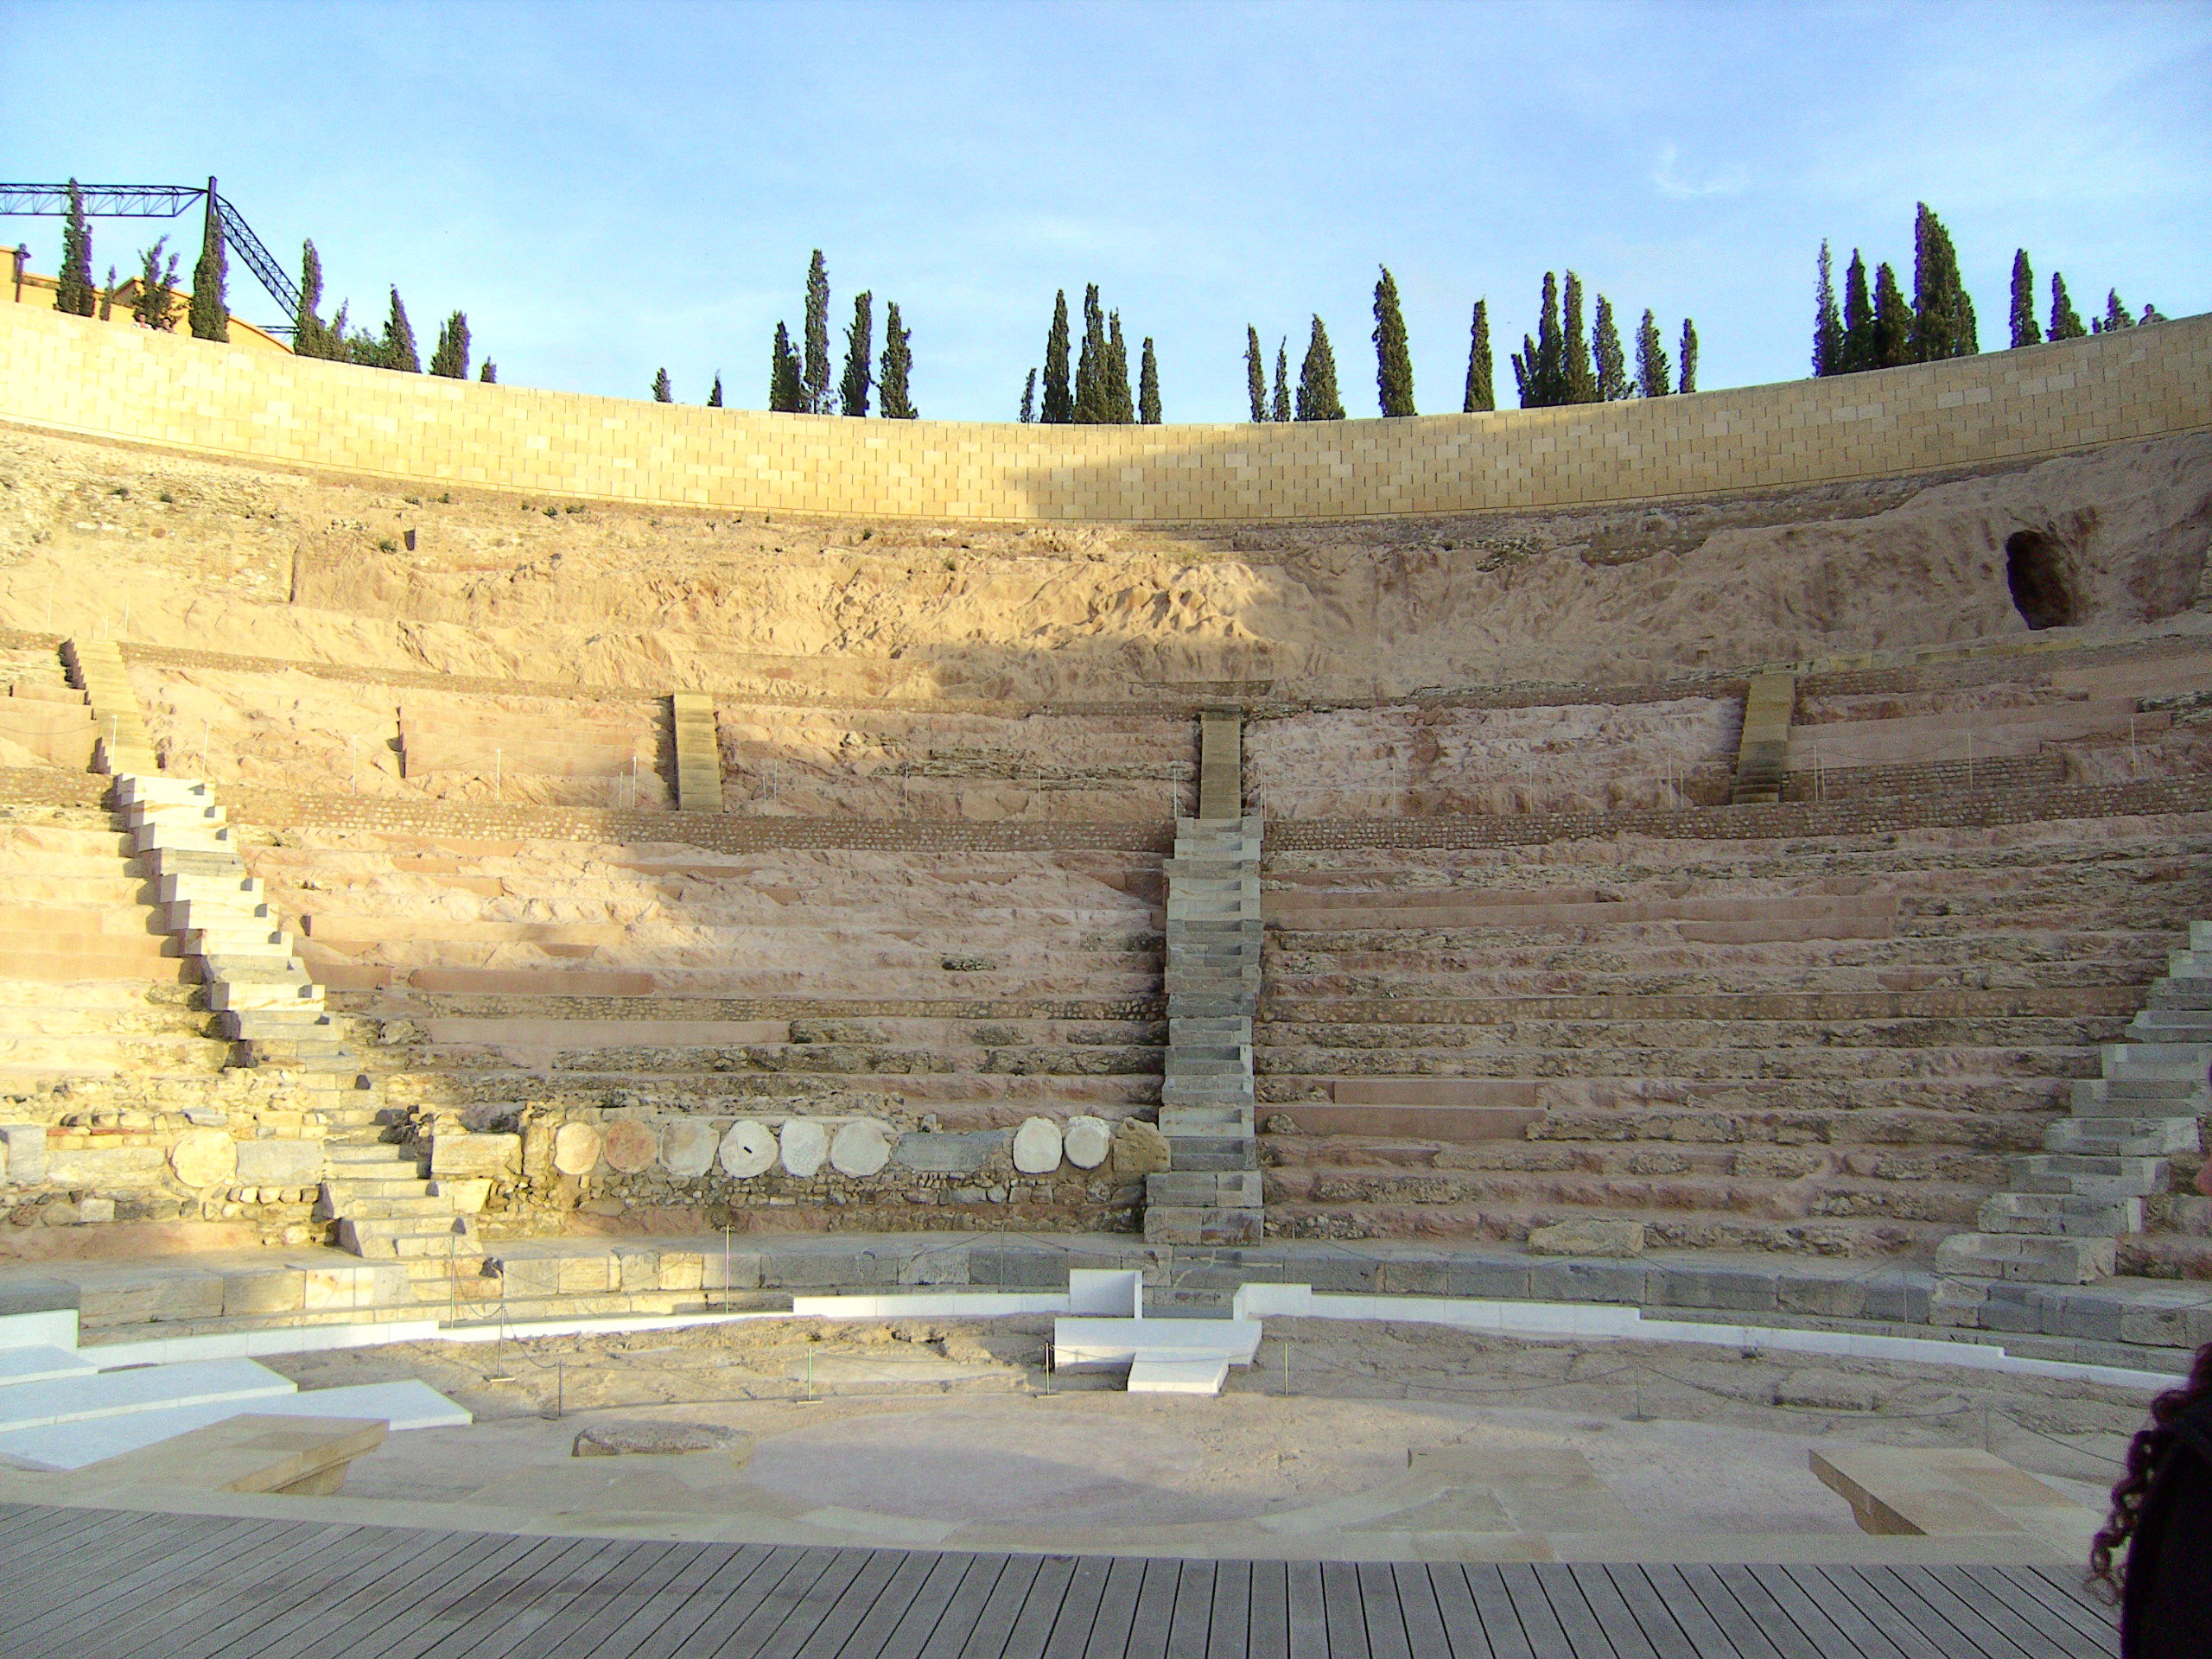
[761,251,916,417]
[54,181,206,337]
[1512,273,1695,406]
[292,240,486,381]
[1239,316,1346,420]
[1811,202,2165,378]
[1017,285,1161,423]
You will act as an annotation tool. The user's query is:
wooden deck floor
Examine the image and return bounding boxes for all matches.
[0,1502,2118,1658]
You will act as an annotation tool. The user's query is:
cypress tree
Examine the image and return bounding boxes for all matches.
[1139,337,1161,425]
[652,368,672,402]
[1840,250,1873,373]
[1677,318,1699,394]
[479,359,497,384]
[2008,251,2041,348]
[1592,294,1630,400]
[1634,308,1671,397]
[1562,272,1597,403]
[1510,271,1562,407]
[1910,203,1976,360]
[802,250,831,414]
[1105,312,1135,422]
[1372,264,1415,416]
[1245,326,1268,423]
[57,181,96,316]
[189,198,228,341]
[380,289,420,372]
[429,311,470,378]
[839,290,873,416]
[293,240,327,358]
[1462,300,1494,413]
[1813,241,1844,377]
[99,265,116,321]
[132,238,179,330]
[708,373,723,408]
[769,321,805,411]
[1019,368,1036,423]
[877,301,915,419]
[2048,273,2087,340]
[2097,289,2133,333]
[1271,340,1291,423]
[1040,290,1072,423]
[1871,263,1913,367]
[1073,285,1108,423]
[1296,316,1344,420]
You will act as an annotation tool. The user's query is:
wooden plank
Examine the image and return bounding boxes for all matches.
[1737,1566,1890,1659]
[401,1533,661,1659]
[1126,1556,1184,1659]
[1357,1560,1413,1659]
[1434,1565,1516,1659]
[407,1535,653,1659]
[1633,1566,1744,1659]
[522,1541,720,1659]
[210,1530,548,1659]
[1596,1567,1700,1659]
[1709,1566,1824,1659]
[1525,1564,1617,1659]
[1389,1565,1455,1659]
[1904,1566,2082,1659]
[1562,1566,1661,1659]
[1165,1558,1217,1659]
[1675,1564,1785,1659]
[876,1552,982,1659]
[746,1547,880,1659]
[1000,1554,1080,1659]
[782,1548,912,1659]
[1247,1560,1289,1659]
[1,1507,253,1621]
[1081,1555,1149,1659]
[0,1500,170,1562]
[669,1546,842,1659]
[17,1517,349,1657]
[1846,1567,2022,1659]
[919,1554,1013,1659]
[1285,1560,1328,1659]
[1039,1554,1114,1659]
[550,1544,766,1659]
[356,1533,601,1659]
[631,1544,804,1659]
[1789,1567,1947,1659]
[952,1554,1040,1659]
[310,1527,605,1659]
[1991,1568,2119,1649]
[1323,1560,1374,1659]
[9,1516,292,1647]
[1960,1567,2114,1659]
[283,1527,545,1659]
[1494,1565,1573,1659]
[1203,1560,1249,1659]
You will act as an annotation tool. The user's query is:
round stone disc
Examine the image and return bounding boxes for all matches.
[551,1122,603,1175]
[1062,1116,1112,1170]
[660,1119,719,1179]
[602,1119,658,1173]
[169,1129,237,1189]
[720,1120,777,1178]
[779,1117,828,1178]
[830,1118,891,1177]
[1011,1116,1064,1174]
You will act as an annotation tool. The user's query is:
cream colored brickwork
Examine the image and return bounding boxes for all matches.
[1,302,2206,524]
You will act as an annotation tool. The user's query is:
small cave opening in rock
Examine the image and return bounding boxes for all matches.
[2005,531,2075,630]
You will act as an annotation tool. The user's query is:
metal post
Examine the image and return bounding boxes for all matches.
[723,1224,731,1313]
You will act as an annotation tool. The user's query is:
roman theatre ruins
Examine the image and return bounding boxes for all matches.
[1,296,2210,1636]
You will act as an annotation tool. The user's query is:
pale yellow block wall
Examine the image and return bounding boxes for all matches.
[1,300,2207,524]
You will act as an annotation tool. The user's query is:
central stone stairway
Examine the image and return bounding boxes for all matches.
[1938,916,2209,1285]
[1147,711,1264,1245]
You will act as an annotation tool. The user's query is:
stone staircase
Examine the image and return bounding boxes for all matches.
[1729,671,1795,805]
[671,690,721,812]
[111,773,480,1268]
[1937,918,2209,1286]
[1147,710,1264,1245]
[62,638,156,775]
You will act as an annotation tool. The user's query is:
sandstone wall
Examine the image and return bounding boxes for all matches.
[2,301,2207,524]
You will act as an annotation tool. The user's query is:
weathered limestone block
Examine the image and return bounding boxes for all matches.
[830,1120,892,1177]
[237,1139,326,1185]
[1012,1117,1063,1174]
[1111,1118,1172,1179]
[1527,1218,1647,1258]
[49,1146,168,1186]
[780,1117,828,1178]
[601,1121,658,1173]
[573,1421,753,1459]
[893,1130,1006,1173]
[0,1125,47,1185]
[551,1122,602,1175]
[168,1129,236,1189]
[223,1269,305,1317]
[720,1120,777,1178]
[659,1120,719,1179]
[429,1178,492,1214]
[1063,1116,1113,1170]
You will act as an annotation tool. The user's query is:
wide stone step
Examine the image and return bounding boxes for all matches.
[2072,1079,2210,1116]
[2010,1153,2168,1199]
[1162,1079,1255,1109]
[1162,1134,1258,1171]
[336,1215,482,1259]
[217,1008,339,1040]
[324,1143,424,1171]
[209,982,324,1014]
[1159,1104,1254,1136]
[321,1177,433,1205]
[1975,1192,2141,1236]
[331,1194,460,1221]
[1142,1205,1264,1246]
[2047,1116,2202,1156]
[1147,1170,1262,1206]
[1933,1232,2116,1284]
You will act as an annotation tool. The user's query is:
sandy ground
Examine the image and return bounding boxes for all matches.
[269,1316,2139,1539]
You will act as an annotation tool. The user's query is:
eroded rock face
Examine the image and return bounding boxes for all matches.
[572,1420,753,1459]
[1527,1217,1647,1258]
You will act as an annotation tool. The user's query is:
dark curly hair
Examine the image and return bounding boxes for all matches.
[2088,1339,2212,1602]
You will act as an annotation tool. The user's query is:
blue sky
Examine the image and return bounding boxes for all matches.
[5,1,2207,422]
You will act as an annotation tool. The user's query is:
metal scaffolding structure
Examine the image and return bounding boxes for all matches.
[0,178,300,326]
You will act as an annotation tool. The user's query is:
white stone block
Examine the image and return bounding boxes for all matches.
[236,1138,325,1185]
[1012,1116,1063,1174]
[1062,1116,1112,1169]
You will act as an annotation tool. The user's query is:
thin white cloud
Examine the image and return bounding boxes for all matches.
[1653,143,1750,200]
